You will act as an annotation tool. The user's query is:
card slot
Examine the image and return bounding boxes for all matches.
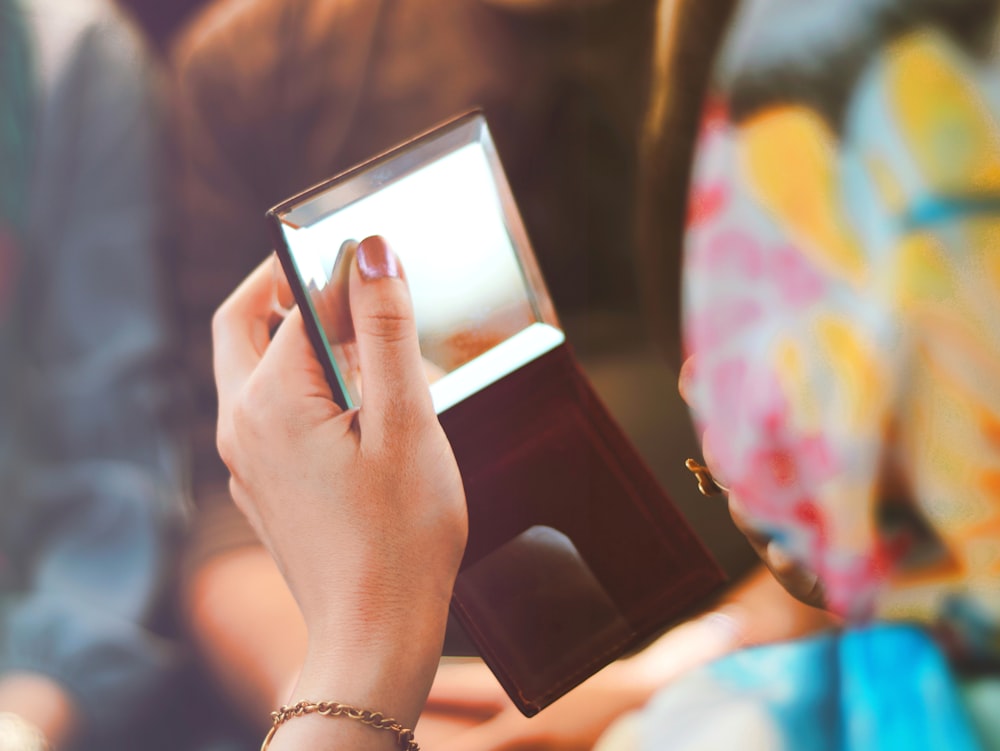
[442,343,725,714]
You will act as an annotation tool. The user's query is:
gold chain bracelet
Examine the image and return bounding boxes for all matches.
[261,700,419,751]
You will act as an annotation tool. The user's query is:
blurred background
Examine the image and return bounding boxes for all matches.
[118,0,204,51]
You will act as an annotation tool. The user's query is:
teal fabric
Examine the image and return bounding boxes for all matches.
[0,1,186,745]
[961,678,1000,750]
[0,0,33,540]
[0,0,33,232]
[634,624,987,750]
[837,626,981,750]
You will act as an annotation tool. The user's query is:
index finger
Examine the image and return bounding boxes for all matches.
[212,255,284,417]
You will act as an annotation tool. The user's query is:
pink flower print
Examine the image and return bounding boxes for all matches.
[705,356,749,428]
[731,425,840,536]
[788,433,839,487]
[701,96,729,133]
[793,499,829,549]
[770,244,828,308]
[689,228,766,278]
[688,181,730,228]
[684,297,764,353]
[823,550,889,619]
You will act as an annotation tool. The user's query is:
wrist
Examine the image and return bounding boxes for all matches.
[268,632,442,751]
[263,707,405,751]
[296,614,447,731]
[301,582,454,701]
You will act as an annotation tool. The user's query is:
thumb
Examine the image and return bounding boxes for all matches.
[350,235,435,437]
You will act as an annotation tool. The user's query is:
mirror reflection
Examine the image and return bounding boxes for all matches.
[278,131,564,412]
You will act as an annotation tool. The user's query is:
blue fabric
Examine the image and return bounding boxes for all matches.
[634,624,985,750]
[0,0,32,228]
[837,627,980,751]
[0,0,33,488]
[0,0,186,746]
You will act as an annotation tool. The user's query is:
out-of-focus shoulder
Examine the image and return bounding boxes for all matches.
[170,0,263,74]
[171,0,366,86]
[21,0,151,96]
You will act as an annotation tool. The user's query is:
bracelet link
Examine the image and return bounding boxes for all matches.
[261,700,419,751]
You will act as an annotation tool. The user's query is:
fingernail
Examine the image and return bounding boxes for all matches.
[356,236,400,281]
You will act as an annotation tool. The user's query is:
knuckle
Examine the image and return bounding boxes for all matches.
[228,476,251,518]
[211,303,232,344]
[232,383,266,437]
[395,398,435,433]
[372,413,438,459]
[216,418,237,471]
[357,296,414,344]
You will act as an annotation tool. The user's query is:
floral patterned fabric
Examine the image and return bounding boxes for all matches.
[595,3,1000,749]
[613,624,983,751]
[683,11,1000,660]
[590,4,1000,749]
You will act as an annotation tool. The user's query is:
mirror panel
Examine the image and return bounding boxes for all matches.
[273,114,562,412]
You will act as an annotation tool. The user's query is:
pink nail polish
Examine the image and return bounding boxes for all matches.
[356,236,400,281]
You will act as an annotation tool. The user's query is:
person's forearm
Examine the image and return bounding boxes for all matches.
[0,673,79,748]
[185,546,308,724]
[207,244,468,749]
[619,564,837,690]
[187,547,450,750]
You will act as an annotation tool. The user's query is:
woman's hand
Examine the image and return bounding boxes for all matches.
[212,236,468,743]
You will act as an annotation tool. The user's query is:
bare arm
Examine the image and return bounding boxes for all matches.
[211,239,467,749]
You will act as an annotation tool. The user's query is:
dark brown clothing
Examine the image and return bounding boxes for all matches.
[171,0,660,564]
[637,0,736,367]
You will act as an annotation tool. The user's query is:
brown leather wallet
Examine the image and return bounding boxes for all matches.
[441,342,724,715]
[268,110,725,717]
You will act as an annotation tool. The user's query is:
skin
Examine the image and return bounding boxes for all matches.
[186,536,833,748]
[0,674,78,748]
[212,239,836,750]
[429,566,834,751]
[678,356,826,610]
[187,252,461,740]
[212,238,467,749]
